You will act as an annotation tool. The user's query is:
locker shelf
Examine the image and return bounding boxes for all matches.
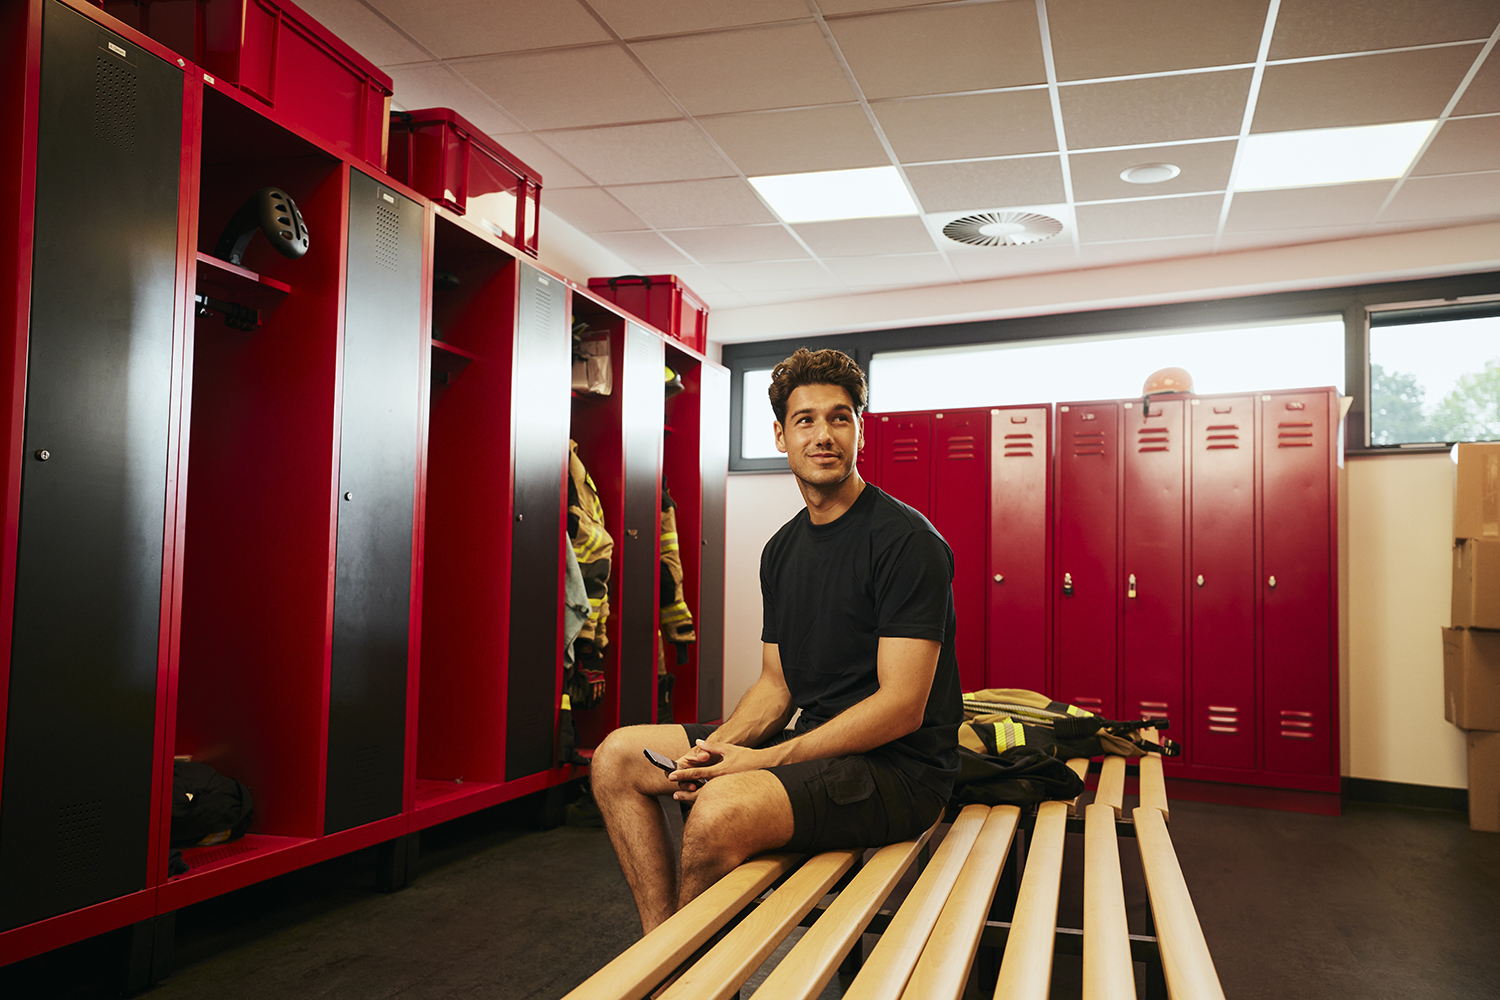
[172,834,312,880]
[431,339,476,387]
[195,251,292,311]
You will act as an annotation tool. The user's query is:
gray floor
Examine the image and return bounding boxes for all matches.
[3,789,1499,999]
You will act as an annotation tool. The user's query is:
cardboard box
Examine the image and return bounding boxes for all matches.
[1452,539,1500,629]
[1444,627,1500,729]
[1469,730,1500,832]
[1454,442,1500,540]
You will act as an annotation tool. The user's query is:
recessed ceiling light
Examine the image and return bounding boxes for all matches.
[749,166,918,224]
[1120,163,1181,184]
[1234,120,1437,191]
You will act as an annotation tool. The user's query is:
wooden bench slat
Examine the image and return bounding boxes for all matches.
[842,804,992,1000]
[901,805,1023,1000]
[1138,730,1169,820]
[1066,757,1089,817]
[991,799,1069,999]
[561,853,801,1000]
[1133,807,1225,1000]
[660,848,861,1000]
[1096,754,1126,817]
[1083,803,1136,1000]
[752,823,938,1000]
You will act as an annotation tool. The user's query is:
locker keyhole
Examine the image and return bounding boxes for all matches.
[1062,572,1073,595]
[1196,574,1205,587]
[1268,575,1277,589]
[1127,573,1137,599]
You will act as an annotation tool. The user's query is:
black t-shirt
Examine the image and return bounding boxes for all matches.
[760,484,963,796]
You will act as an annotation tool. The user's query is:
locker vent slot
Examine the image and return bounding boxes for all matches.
[1003,432,1034,458]
[1137,425,1170,453]
[56,799,107,891]
[374,202,400,270]
[1207,704,1240,733]
[531,285,554,341]
[349,744,382,806]
[892,437,920,462]
[1073,430,1105,457]
[1279,709,1314,739]
[1138,700,1169,721]
[184,841,257,870]
[946,435,976,460]
[1205,424,1240,450]
[1073,696,1104,710]
[94,56,138,149]
[1278,421,1314,448]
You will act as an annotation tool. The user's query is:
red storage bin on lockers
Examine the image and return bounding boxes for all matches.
[387,108,543,258]
[100,0,394,169]
[587,275,709,353]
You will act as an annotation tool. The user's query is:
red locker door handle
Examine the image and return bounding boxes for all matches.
[1268,575,1277,589]
[1127,573,1137,599]
[993,574,1004,583]
[1196,574,1205,587]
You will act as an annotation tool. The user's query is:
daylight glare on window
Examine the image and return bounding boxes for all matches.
[867,317,1345,413]
[741,368,781,459]
[1370,313,1500,445]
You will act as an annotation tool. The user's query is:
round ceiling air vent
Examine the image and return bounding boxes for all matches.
[941,211,1063,247]
[1120,162,1181,184]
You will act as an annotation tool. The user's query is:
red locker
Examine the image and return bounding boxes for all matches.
[1260,389,1337,777]
[858,410,879,489]
[876,412,933,511]
[931,410,989,691]
[1121,398,1185,731]
[987,405,1051,692]
[1189,394,1257,771]
[1054,402,1120,718]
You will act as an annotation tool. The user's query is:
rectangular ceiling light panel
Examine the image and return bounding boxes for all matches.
[750,166,919,223]
[1234,120,1438,191]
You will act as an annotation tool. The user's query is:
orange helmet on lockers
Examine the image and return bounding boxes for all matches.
[1142,367,1194,396]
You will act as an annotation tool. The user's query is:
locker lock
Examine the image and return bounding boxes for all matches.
[1128,573,1137,599]
[993,574,1004,583]
[1196,574,1205,587]
[33,449,49,461]
[344,492,353,501]
[626,528,639,538]
[1268,575,1277,589]
[1062,572,1073,596]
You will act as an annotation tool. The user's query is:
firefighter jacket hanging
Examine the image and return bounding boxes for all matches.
[567,440,612,710]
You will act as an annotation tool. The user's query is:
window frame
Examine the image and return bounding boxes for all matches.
[722,271,1500,472]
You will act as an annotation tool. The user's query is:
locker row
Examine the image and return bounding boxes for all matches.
[0,0,726,965]
[865,388,1341,797]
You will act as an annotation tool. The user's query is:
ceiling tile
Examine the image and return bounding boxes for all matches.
[662,225,810,263]
[486,132,593,188]
[1077,236,1218,266]
[657,267,737,297]
[1252,46,1482,133]
[1379,171,1500,222]
[711,260,843,292]
[455,46,680,130]
[948,244,1080,281]
[874,90,1058,161]
[587,0,810,37]
[792,216,938,256]
[535,187,649,232]
[1048,0,1268,81]
[823,253,956,287]
[366,0,610,59]
[536,122,735,186]
[817,0,958,13]
[1061,70,1252,150]
[906,156,1065,212]
[1225,180,1394,231]
[588,230,696,269]
[736,288,845,306]
[1413,116,1500,176]
[607,178,778,229]
[698,106,888,176]
[1075,194,1224,241]
[1214,225,1373,252]
[387,64,523,134]
[827,3,1044,99]
[1269,0,1498,59]
[293,0,429,66]
[631,23,855,116]
[1070,141,1236,201]
[1454,52,1500,116]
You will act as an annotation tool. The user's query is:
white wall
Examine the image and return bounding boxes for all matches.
[721,453,1468,788]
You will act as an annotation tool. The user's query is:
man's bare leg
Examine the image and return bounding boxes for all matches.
[677,770,795,907]
[591,724,693,933]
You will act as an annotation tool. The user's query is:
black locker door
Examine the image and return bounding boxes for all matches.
[0,2,181,929]
[697,364,729,723]
[619,323,664,727]
[324,172,423,834]
[504,262,569,780]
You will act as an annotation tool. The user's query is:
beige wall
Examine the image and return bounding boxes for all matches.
[721,452,1467,788]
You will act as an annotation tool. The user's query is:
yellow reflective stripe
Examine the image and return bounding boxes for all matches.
[561,694,571,711]
[660,602,693,623]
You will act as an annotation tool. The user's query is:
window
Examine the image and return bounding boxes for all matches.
[869,316,1345,412]
[740,367,780,460]
[1369,306,1500,446]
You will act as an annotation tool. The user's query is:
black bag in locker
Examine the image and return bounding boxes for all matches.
[171,761,254,848]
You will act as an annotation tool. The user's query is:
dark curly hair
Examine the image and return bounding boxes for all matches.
[767,348,869,426]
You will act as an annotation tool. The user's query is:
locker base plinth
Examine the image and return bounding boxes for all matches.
[1083,769,1342,816]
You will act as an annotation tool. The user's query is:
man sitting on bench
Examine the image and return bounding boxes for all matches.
[592,348,965,933]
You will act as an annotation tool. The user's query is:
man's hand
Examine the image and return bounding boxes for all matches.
[669,739,771,802]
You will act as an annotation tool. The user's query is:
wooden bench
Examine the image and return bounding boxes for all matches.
[565,742,1222,1000]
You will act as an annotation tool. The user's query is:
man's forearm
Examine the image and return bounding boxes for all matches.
[709,677,795,748]
[757,687,919,767]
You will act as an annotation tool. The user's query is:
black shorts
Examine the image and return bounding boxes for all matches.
[681,724,946,854]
